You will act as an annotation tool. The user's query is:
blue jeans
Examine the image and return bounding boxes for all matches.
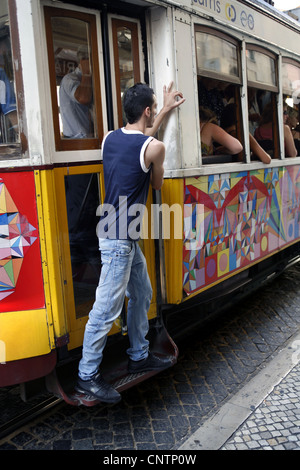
[78,238,152,380]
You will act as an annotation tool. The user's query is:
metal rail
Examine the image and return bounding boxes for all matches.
[0,396,62,440]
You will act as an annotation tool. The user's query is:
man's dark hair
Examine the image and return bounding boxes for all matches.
[123,83,155,124]
[220,103,236,129]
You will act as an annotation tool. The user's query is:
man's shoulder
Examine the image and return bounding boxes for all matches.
[147,137,165,150]
[145,137,165,162]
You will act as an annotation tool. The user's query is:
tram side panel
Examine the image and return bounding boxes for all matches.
[161,165,300,308]
[0,170,56,387]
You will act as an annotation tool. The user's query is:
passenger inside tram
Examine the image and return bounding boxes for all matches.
[220,103,271,164]
[199,106,243,158]
[248,87,261,135]
[222,83,236,106]
[198,78,225,121]
[254,103,297,158]
[287,107,300,155]
[59,45,94,139]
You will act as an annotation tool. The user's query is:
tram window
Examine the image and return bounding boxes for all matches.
[194,27,243,163]
[0,0,19,151]
[246,48,277,90]
[112,19,141,128]
[282,60,300,99]
[198,78,244,164]
[65,173,101,319]
[195,27,241,84]
[252,93,278,158]
[253,92,297,159]
[285,104,300,156]
[194,27,244,164]
[246,47,279,158]
[44,7,103,151]
[282,60,300,156]
[248,86,274,138]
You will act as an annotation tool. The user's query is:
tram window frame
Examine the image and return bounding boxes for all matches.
[282,58,300,157]
[246,45,279,159]
[44,7,104,152]
[64,170,102,320]
[0,0,25,158]
[194,26,242,85]
[195,26,244,164]
[246,45,278,93]
[111,18,141,128]
[282,58,300,111]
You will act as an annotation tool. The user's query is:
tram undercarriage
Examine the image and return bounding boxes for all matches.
[18,239,300,405]
[1,0,300,405]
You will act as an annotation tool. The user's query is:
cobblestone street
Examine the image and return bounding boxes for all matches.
[1,263,300,450]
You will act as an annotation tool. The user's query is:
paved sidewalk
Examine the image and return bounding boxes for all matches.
[179,331,300,450]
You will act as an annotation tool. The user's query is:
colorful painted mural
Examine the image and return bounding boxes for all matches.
[0,172,45,312]
[183,166,300,295]
[0,179,38,301]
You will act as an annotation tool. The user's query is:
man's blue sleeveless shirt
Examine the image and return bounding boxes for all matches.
[98,128,153,240]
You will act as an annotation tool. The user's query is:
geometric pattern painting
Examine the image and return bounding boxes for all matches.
[0,178,37,300]
[183,166,300,294]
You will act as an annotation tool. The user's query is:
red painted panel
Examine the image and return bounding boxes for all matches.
[0,171,45,312]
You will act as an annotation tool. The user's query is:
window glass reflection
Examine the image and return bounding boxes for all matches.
[112,20,140,127]
[246,49,276,88]
[282,62,300,103]
[117,27,135,102]
[195,32,239,79]
[0,0,19,145]
[50,16,96,139]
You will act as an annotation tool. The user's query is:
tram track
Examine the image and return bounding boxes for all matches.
[0,396,62,441]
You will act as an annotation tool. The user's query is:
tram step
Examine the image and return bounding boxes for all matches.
[46,357,176,407]
[65,366,174,407]
[45,321,178,407]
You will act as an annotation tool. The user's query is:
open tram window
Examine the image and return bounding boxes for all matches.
[111,19,141,128]
[246,46,279,159]
[282,59,300,156]
[44,7,103,152]
[194,26,244,164]
[0,0,20,153]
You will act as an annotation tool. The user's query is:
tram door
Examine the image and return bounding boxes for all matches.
[44,7,157,352]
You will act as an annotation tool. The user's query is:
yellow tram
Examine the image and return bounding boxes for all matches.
[1,0,300,403]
